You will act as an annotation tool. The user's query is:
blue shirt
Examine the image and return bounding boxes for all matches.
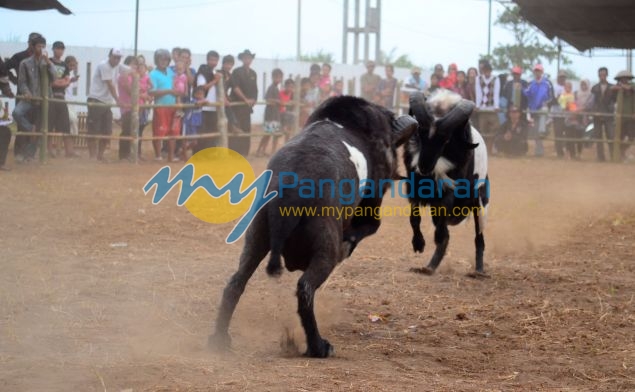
[150,67,176,105]
[523,78,553,111]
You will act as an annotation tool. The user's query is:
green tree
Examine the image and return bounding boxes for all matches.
[378,47,416,69]
[299,50,335,64]
[486,5,570,72]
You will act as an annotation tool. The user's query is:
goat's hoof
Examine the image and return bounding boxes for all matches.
[412,237,425,253]
[410,266,435,275]
[466,270,490,279]
[208,332,231,352]
[266,263,283,277]
[304,339,334,358]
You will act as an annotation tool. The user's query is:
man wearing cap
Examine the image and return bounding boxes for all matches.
[405,66,427,91]
[86,48,127,161]
[612,70,635,160]
[591,67,615,161]
[502,66,528,114]
[49,41,78,158]
[361,61,381,102]
[523,64,554,157]
[229,49,258,156]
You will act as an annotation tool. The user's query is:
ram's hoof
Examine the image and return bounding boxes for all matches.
[466,270,490,279]
[304,339,334,358]
[208,333,231,352]
[410,266,435,275]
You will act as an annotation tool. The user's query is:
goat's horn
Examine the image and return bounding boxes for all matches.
[408,92,432,128]
[436,99,475,132]
[391,115,419,146]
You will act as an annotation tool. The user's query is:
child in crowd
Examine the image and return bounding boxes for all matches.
[559,81,581,159]
[256,68,283,157]
[330,79,344,97]
[319,63,332,101]
[181,86,207,161]
[173,60,188,107]
[273,78,296,153]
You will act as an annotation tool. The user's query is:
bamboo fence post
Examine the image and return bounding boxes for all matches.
[612,89,624,163]
[131,73,140,163]
[39,64,49,163]
[217,76,229,148]
[293,75,302,137]
[395,80,403,114]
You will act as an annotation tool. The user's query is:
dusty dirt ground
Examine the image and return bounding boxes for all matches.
[1,140,634,392]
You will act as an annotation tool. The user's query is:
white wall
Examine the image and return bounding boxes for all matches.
[1,43,423,122]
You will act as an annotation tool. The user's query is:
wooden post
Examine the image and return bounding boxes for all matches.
[131,73,140,163]
[293,75,302,137]
[348,77,356,96]
[217,76,229,148]
[39,64,49,163]
[395,80,402,114]
[613,89,624,163]
[86,62,92,96]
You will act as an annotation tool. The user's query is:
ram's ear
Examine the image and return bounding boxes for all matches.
[391,115,419,146]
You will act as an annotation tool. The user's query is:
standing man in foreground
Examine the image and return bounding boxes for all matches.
[230,49,258,156]
[86,48,125,161]
[13,35,57,162]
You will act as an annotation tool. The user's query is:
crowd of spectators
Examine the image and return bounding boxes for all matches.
[1,33,635,171]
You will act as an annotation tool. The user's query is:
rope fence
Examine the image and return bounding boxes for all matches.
[3,65,634,164]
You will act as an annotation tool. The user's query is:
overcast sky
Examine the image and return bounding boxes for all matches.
[1,0,630,80]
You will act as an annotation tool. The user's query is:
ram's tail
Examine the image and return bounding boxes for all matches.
[265,208,302,277]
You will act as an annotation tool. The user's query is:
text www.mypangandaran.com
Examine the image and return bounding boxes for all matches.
[278,205,486,220]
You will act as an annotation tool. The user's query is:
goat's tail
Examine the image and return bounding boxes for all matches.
[265,211,302,277]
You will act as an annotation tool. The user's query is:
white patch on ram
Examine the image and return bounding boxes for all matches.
[433,157,456,189]
[426,89,463,138]
[342,141,368,189]
[471,126,488,185]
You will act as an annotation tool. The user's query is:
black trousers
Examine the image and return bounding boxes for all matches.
[230,105,252,156]
[554,117,566,157]
[0,126,11,166]
[594,117,613,161]
[193,111,218,154]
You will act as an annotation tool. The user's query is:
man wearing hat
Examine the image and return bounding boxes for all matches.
[405,66,427,92]
[523,63,554,156]
[229,49,258,156]
[86,48,126,161]
[612,70,635,160]
[502,66,528,114]
[361,60,381,102]
[48,41,78,157]
[591,67,615,161]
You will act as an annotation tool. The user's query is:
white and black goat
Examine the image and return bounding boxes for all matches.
[210,96,418,357]
[403,90,490,277]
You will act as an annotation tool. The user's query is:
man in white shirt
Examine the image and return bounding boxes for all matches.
[475,61,500,151]
[86,48,128,161]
